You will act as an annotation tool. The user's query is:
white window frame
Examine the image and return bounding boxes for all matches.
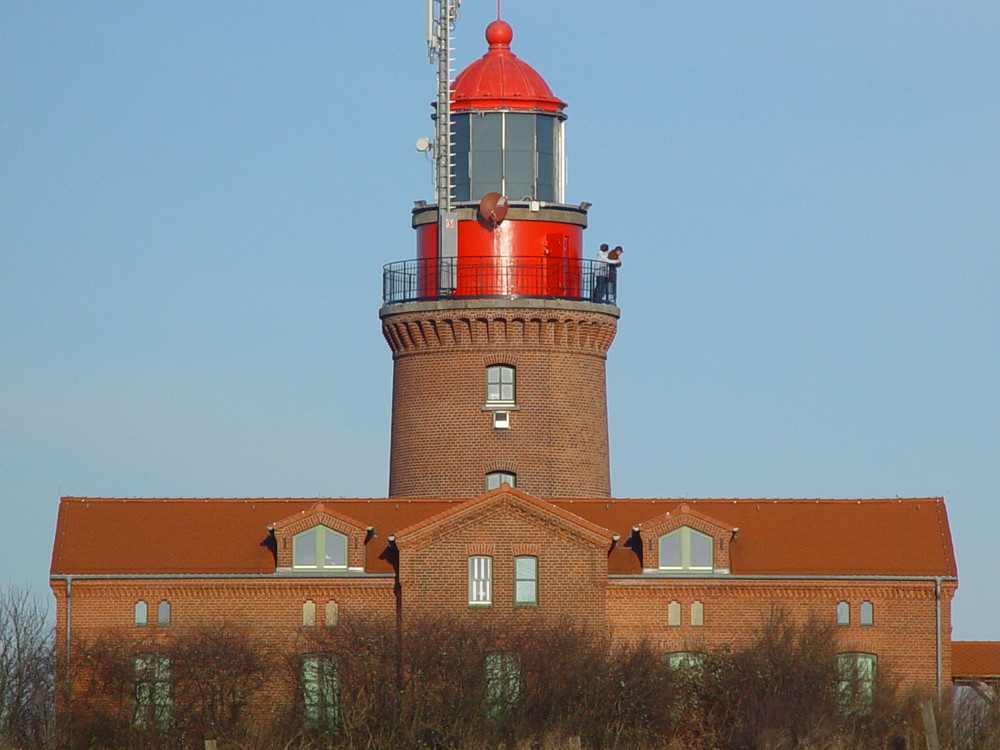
[658,526,714,571]
[485,364,516,406]
[860,600,874,626]
[469,556,493,606]
[156,600,171,626]
[134,600,148,626]
[293,525,349,570]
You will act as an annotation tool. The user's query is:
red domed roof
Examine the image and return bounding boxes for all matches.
[452,20,566,113]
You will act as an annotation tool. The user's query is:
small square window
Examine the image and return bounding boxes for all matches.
[493,411,510,429]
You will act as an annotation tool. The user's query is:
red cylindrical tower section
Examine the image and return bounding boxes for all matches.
[413,205,587,298]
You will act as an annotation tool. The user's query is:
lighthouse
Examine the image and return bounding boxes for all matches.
[380,11,619,499]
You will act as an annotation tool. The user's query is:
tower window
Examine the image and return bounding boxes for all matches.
[486,471,516,490]
[486,365,515,405]
[293,526,348,570]
[658,527,714,571]
[860,600,874,626]
[134,600,148,626]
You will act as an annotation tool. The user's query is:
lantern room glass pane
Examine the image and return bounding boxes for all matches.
[504,113,534,200]
[536,115,556,201]
[451,113,471,201]
[471,114,503,200]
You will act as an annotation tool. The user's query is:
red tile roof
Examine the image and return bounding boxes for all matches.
[953,642,1000,680]
[50,495,955,578]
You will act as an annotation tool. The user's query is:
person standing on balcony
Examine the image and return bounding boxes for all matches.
[592,244,622,303]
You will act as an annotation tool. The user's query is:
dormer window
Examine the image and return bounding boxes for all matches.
[293,526,348,570]
[658,526,713,571]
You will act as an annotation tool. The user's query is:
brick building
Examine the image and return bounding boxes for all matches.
[50,10,979,730]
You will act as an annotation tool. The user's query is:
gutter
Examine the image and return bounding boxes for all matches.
[64,576,73,725]
[935,577,943,694]
[610,573,958,582]
[50,573,395,581]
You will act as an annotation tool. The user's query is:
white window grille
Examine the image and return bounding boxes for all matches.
[469,556,492,605]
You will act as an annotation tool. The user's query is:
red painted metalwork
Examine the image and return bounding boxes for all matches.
[416,218,583,298]
[451,21,566,113]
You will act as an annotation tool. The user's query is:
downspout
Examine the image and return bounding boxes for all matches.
[65,576,73,725]
[935,577,942,694]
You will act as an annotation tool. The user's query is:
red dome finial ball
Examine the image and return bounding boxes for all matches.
[485,20,513,48]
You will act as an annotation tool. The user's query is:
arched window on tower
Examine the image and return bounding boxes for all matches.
[486,365,515,405]
[486,471,516,490]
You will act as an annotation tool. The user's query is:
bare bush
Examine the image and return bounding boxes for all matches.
[0,586,54,749]
[61,612,986,750]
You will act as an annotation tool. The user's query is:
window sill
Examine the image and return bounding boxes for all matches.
[482,404,519,412]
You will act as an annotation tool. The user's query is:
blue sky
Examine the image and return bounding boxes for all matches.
[2,2,998,638]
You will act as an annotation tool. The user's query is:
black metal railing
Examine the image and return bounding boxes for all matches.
[382,257,618,306]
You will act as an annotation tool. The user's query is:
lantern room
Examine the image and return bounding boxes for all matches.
[450,19,567,204]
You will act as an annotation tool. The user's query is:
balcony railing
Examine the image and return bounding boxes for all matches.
[382,257,618,306]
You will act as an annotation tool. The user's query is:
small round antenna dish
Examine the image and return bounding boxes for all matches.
[415,136,432,152]
[478,192,509,225]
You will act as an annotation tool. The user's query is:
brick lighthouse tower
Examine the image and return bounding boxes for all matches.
[381,8,619,499]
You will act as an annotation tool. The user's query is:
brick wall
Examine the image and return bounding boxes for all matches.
[396,493,609,631]
[607,578,955,688]
[382,301,618,499]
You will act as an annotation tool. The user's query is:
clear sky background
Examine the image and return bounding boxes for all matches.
[2,2,997,638]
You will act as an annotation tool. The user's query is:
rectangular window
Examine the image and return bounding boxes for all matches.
[301,655,340,729]
[469,556,492,605]
[486,365,515,404]
[514,556,537,605]
[837,653,876,713]
[133,655,171,729]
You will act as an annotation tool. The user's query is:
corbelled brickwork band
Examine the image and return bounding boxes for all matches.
[381,300,619,499]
